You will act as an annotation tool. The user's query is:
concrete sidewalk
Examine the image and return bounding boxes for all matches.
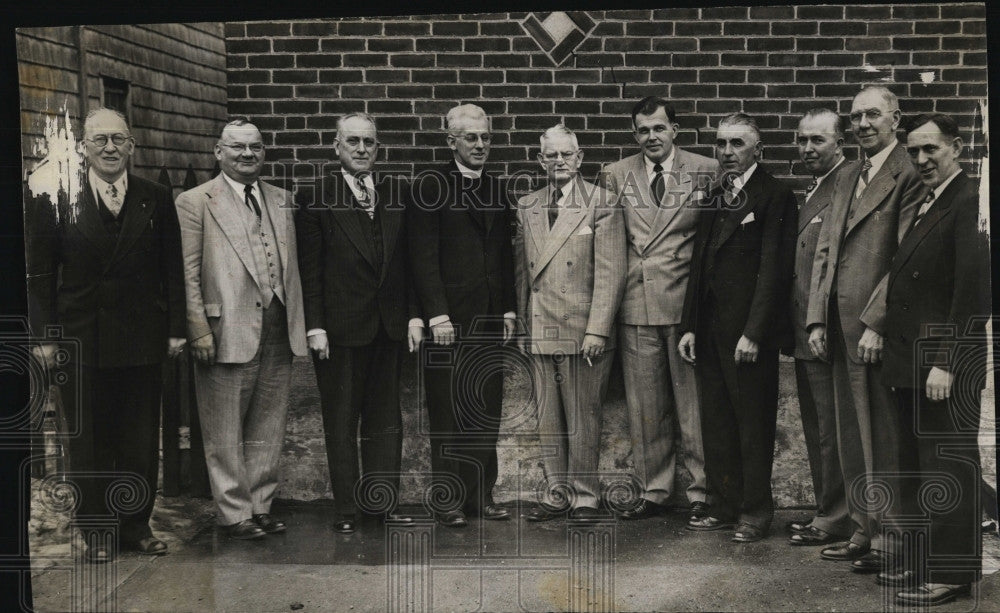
[31,499,1000,612]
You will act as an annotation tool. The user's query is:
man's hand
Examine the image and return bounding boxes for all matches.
[308,332,330,360]
[167,337,187,359]
[502,318,516,345]
[857,327,883,364]
[191,333,216,365]
[808,325,827,359]
[31,343,58,370]
[581,334,606,359]
[407,325,424,353]
[431,320,456,346]
[678,333,696,364]
[926,366,954,401]
[734,335,759,364]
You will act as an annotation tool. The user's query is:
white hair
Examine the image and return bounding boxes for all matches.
[539,124,579,150]
[446,103,489,133]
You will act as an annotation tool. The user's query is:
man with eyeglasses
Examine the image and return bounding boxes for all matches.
[515,124,625,521]
[805,86,924,573]
[295,113,422,533]
[176,119,307,540]
[599,96,719,522]
[25,107,185,563]
[406,104,516,527]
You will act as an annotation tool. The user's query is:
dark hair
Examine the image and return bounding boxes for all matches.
[718,112,761,141]
[800,108,844,140]
[631,96,676,128]
[906,113,961,141]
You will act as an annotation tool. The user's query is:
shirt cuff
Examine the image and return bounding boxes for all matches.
[306,328,326,337]
[503,312,516,320]
[429,315,450,327]
[407,318,424,328]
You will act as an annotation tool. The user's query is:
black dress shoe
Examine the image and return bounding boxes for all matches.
[619,499,668,520]
[851,550,896,574]
[732,523,766,543]
[334,517,356,534]
[481,504,511,520]
[686,516,735,532]
[436,510,468,528]
[789,526,838,547]
[570,506,602,520]
[785,518,813,535]
[128,537,168,555]
[896,583,971,606]
[876,569,918,588]
[525,504,563,522]
[689,501,710,520]
[225,519,266,540]
[83,544,113,564]
[819,541,869,561]
[253,514,286,534]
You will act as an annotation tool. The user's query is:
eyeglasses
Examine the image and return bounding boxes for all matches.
[540,150,579,162]
[221,143,264,153]
[337,136,378,149]
[85,133,131,147]
[453,132,492,144]
[849,109,885,124]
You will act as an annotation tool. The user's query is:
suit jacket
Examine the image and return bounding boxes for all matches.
[790,160,860,360]
[295,172,419,346]
[881,172,989,388]
[25,172,185,368]
[806,144,925,363]
[600,149,720,326]
[514,177,627,355]
[175,173,307,363]
[680,166,798,351]
[406,161,516,338]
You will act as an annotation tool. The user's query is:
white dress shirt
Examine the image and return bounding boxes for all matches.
[805,156,845,203]
[89,168,128,213]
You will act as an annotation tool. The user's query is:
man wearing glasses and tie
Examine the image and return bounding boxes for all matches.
[176,119,307,540]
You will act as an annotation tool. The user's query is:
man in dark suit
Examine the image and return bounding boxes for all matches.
[806,86,925,572]
[296,113,422,533]
[26,107,185,562]
[407,104,517,527]
[786,109,855,547]
[879,114,989,606]
[679,113,797,542]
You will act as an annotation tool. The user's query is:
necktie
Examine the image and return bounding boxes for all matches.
[722,174,738,207]
[548,187,562,230]
[356,176,374,219]
[804,178,818,202]
[855,157,872,200]
[105,183,123,217]
[651,163,666,205]
[912,191,935,227]
[244,184,261,218]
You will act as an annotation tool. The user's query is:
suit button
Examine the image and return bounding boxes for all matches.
[562,314,569,320]
[902,303,909,311]
[800,241,806,247]
[912,271,920,279]
[530,261,534,267]
[629,235,635,241]
[533,287,539,293]
[560,287,567,293]
[567,261,572,266]
[256,302,262,308]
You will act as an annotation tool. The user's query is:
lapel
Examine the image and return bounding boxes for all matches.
[892,172,968,280]
[326,173,378,271]
[203,173,261,289]
[647,147,693,242]
[452,163,498,236]
[74,177,117,262]
[845,145,909,237]
[376,178,402,283]
[797,165,841,234]
[109,174,157,266]
[532,177,589,281]
[625,153,657,229]
[260,180,290,277]
[707,166,765,259]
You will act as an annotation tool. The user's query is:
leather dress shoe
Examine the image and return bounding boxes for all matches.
[225,519,266,540]
[436,510,468,528]
[128,537,168,555]
[876,569,918,588]
[334,517,356,534]
[686,516,735,531]
[570,506,602,520]
[785,518,813,535]
[83,544,113,564]
[619,499,668,520]
[253,514,286,534]
[895,582,970,606]
[819,541,869,561]
[689,501,710,520]
[525,504,563,522]
[788,526,838,546]
[481,504,511,520]
[851,550,896,574]
[732,523,766,543]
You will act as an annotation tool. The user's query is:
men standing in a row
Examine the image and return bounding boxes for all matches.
[407,104,516,527]
[516,125,626,521]
[600,97,717,521]
[881,114,988,606]
[177,119,307,540]
[807,86,924,572]
[680,113,797,542]
[26,108,185,562]
[295,113,422,534]
[786,109,854,547]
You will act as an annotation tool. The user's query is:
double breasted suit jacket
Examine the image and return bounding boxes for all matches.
[25,172,185,367]
[514,177,627,355]
[681,166,798,351]
[790,160,860,361]
[601,150,719,326]
[176,173,307,363]
[295,173,418,346]
[806,144,925,361]
[881,172,989,388]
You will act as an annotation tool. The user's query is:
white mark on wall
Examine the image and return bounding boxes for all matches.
[919,71,935,84]
[26,106,84,224]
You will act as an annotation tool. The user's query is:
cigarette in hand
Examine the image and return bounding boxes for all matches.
[585,357,593,367]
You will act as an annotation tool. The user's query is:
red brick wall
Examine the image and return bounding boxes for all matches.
[224,4,987,192]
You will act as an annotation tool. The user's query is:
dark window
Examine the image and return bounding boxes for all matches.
[102,76,129,116]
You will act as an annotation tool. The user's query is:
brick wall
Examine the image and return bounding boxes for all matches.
[224,3,987,194]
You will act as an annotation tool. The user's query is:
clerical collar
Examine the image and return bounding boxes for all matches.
[454,160,483,180]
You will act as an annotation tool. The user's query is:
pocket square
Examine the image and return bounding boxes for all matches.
[577,226,594,235]
[740,212,756,225]
[810,215,822,224]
